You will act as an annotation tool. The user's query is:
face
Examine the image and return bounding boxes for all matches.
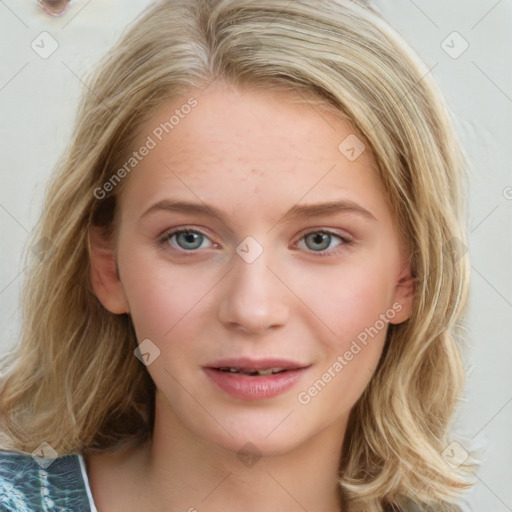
[91,82,413,457]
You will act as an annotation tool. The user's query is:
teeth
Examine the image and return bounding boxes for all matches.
[256,369,274,376]
[217,367,286,376]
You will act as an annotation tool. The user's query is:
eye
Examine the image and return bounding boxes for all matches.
[297,230,349,253]
[161,229,213,251]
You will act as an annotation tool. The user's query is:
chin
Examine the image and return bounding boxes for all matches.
[197,408,314,458]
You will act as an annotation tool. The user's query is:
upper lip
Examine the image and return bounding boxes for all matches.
[206,357,309,371]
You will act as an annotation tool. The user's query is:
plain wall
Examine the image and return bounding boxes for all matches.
[0,1,511,510]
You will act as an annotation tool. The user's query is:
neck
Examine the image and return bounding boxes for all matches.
[141,392,345,512]
[86,391,347,512]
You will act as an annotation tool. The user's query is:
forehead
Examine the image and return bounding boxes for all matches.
[119,83,391,223]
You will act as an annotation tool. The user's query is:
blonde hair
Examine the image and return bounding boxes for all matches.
[0,0,471,510]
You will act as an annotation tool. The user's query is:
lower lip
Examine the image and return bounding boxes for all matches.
[204,368,306,400]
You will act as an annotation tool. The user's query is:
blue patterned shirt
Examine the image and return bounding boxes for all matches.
[0,450,95,511]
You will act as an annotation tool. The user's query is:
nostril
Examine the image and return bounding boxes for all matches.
[37,0,72,17]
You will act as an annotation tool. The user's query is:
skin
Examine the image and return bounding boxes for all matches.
[87,82,414,512]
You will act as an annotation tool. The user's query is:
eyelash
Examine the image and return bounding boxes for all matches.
[158,227,215,253]
[157,227,353,255]
[296,229,353,256]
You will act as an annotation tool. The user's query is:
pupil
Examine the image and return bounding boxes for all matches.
[177,232,202,249]
[306,232,330,251]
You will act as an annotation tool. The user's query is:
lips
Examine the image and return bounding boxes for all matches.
[204,358,310,400]
[216,367,287,376]
[207,357,307,372]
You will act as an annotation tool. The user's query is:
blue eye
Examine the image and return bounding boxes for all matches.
[163,229,212,251]
[299,231,348,253]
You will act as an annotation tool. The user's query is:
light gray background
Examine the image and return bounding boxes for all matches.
[0,1,511,510]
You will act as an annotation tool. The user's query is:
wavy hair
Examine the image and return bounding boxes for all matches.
[0,0,471,510]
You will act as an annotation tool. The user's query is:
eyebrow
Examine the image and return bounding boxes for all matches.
[140,198,377,223]
[286,201,376,221]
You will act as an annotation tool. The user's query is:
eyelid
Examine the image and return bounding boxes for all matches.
[296,227,353,242]
[157,226,353,255]
[294,228,353,254]
[158,226,219,251]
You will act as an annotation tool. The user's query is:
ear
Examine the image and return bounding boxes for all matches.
[389,262,415,325]
[88,226,129,314]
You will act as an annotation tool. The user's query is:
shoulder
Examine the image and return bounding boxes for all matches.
[0,449,91,511]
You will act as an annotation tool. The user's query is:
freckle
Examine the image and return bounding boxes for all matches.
[250,168,264,177]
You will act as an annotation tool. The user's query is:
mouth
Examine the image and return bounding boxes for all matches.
[204,358,310,400]
[214,367,289,376]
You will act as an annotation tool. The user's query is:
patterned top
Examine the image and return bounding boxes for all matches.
[0,450,96,512]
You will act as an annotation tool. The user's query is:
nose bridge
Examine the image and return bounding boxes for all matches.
[233,250,272,298]
[217,242,289,332]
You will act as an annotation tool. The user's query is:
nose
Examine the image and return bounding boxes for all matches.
[217,249,290,334]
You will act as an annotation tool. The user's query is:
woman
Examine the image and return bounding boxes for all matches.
[0,0,472,510]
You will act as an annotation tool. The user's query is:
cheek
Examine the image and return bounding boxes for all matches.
[294,272,390,414]
[289,257,395,344]
[118,247,212,341]
[289,258,393,405]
